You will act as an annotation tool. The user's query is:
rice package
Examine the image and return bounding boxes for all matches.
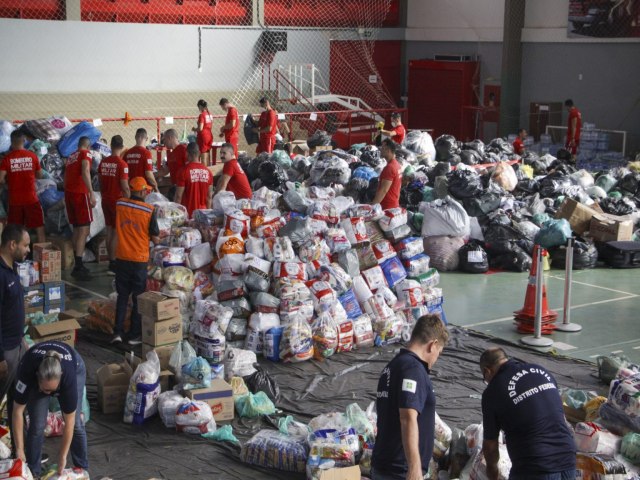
[340,217,369,247]
[279,281,311,303]
[378,208,407,233]
[245,329,264,355]
[192,332,226,363]
[252,187,281,209]
[243,254,271,292]
[216,231,245,258]
[380,256,407,289]
[264,237,295,262]
[273,261,307,281]
[175,400,216,434]
[325,228,351,253]
[363,295,395,322]
[317,264,352,296]
[255,216,286,238]
[217,279,247,302]
[312,313,338,360]
[346,204,383,221]
[309,200,339,224]
[187,242,213,270]
[411,268,440,289]
[224,210,250,237]
[280,317,314,363]
[336,319,354,353]
[308,280,338,313]
[241,430,308,473]
[609,372,640,418]
[280,299,314,325]
[309,186,336,200]
[362,265,387,292]
[394,237,424,260]
[124,351,161,425]
[384,224,412,243]
[403,305,429,325]
[264,326,284,362]
[372,240,397,264]
[298,237,331,263]
[574,422,621,456]
[174,227,202,249]
[338,289,363,320]
[353,315,375,348]
[402,253,431,277]
[395,279,424,308]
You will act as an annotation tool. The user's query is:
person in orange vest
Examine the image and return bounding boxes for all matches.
[111,177,160,345]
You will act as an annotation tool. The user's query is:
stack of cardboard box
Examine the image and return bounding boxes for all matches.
[33,243,61,282]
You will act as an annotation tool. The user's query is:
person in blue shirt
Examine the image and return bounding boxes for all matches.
[12,341,88,477]
[480,347,576,480]
[371,314,449,480]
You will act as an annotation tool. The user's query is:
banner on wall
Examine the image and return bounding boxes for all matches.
[568,0,640,37]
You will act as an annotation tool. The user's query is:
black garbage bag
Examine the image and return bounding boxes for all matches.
[258,160,288,192]
[521,151,540,165]
[307,130,332,148]
[539,172,573,198]
[447,154,462,165]
[346,177,370,203]
[360,145,382,169]
[400,180,428,211]
[517,238,536,255]
[244,365,280,402]
[247,152,270,182]
[447,169,484,199]
[435,134,459,161]
[462,139,485,156]
[556,148,572,161]
[619,172,640,195]
[516,178,540,194]
[463,193,501,217]
[396,146,417,165]
[482,152,501,164]
[349,160,366,172]
[427,161,452,184]
[460,149,482,166]
[403,130,434,156]
[600,197,637,216]
[243,115,259,145]
[238,152,252,176]
[483,223,524,249]
[550,240,598,270]
[487,138,514,155]
[348,147,362,158]
[549,161,577,175]
[489,245,532,272]
[459,241,489,273]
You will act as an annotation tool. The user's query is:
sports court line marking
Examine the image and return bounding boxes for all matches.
[547,276,638,296]
[611,350,624,354]
[63,280,109,300]
[577,338,640,354]
[634,346,640,350]
[465,295,638,327]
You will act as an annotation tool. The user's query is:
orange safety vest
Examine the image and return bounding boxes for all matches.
[115,198,154,263]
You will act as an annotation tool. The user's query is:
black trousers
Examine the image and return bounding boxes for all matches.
[114,259,147,337]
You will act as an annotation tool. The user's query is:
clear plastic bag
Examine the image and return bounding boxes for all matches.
[280,317,314,363]
[312,312,338,360]
[163,266,195,291]
[235,391,276,417]
[169,340,197,380]
[264,236,295,262]
[224,347,257,380]
[212,191,236,215]
[151,201,188,228]
[124,351,161,425]
[173,227,202,249]
[181,357,212,390]
[279,415,311,438]
[158,391,185,428]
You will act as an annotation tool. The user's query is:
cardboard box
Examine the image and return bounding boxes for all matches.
[96,363,130,414]
[29,318,81,347]
[318,466,361,480]
[141,343,176,370]
[555,198,603,235]
[589,214,634,243]
[89,235,109,264]
[137,292,180,320]
[43,281,65,303]
[33,243,62,282]
[185,379,234,422]
[141,316,182,346]
[48,237,75,271]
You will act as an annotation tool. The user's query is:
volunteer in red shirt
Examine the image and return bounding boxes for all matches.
[380,112,406,145]
[175,142,213,217]
[215,143,252,200]
[64,137,96,281]
[254,97,277,154]
[565,98,582,156]
[219,98,240,158]
[0,130,45,243]
[157,129,187,201]
[98,135,130,274]
[123,128,158,192]
[194,99,214,165]
[372,139,402,210]
[513,128,527,155]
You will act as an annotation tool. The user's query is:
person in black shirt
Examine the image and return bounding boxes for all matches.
[371,314,449,480]
[0,224,31,445]
[480,348,576,480]
[12,341,88,477]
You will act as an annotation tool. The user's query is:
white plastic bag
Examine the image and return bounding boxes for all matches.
[212,191,236,215]
[158,391,186,428]
[420,196,470,238]
[378,208,407,232]
[175,399,216,434]
[187,242,213,270]
[124,351,161,425]
[224,348,258,379]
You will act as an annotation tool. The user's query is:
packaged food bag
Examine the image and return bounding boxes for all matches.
[395,279,424,308]
[336,319,354,353]
[325,228,351,253]
[264,236,295,262]
[264,326,284,362]
[338,289,363,320]
[362,265,387,292]
[280,317,314,363]
[353,315,375,348]
[394,237,424,260]
[273,261,307,281]
[574,422,621,456]
[124,351,161,425]
[158,391,185,428]
[378,208,407,232]
[224,210,250,237]
[312,312,338,360]
[241,430,308,473]
[175,399,216,434]
[215,231,245,258]
[308,280,338,313]
[372,240,397,264]
[380,256,407,289]
[402,253,431,278]
[243,254,271,292]
[340,217,369,247]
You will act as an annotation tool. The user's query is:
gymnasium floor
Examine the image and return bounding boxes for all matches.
[62,263,640,365]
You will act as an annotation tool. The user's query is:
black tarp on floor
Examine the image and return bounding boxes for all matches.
[40,327,604,479]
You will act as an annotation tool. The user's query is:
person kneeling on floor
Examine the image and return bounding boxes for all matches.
[111,177,160,345]
[12,341,88,478]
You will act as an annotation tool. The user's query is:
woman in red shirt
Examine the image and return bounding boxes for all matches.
[194,99,213,165]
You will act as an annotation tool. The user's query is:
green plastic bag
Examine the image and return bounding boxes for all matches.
[202,425,239,444]
[271,150,292,170]
[621,432,640,464]
[534,219,572,249]
[532,213,551,227]
[597,353,629,384]
[31,312,59,326]
[235,391,276,418]
[29,139,50,160]
[345,402,375,441]
[595,174,617,193]
[278,415,310,437]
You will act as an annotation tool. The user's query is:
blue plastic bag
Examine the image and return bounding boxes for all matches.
[380,256,407,289]
[57,121,102,158]
[534,219,572,249]
[38,188,65,212]
[181,357,211,389]
[264,326,284,362]
[0,120,15,154]
[338,289,363,320]
[352,166,378,182]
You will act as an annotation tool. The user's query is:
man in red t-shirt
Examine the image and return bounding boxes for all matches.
[513,128,527,155]
[123,128,158,192]
[64,136,97,281]
[174,142,213,218]
[565,99,582,156]
[372,139,402,210]
[0,130,46,243]
[157,129,187,201]
[215,143,252,200]
[254,97,277,154]
[99,135,130,274]
[380,112,406,145]
[219,98,240,158]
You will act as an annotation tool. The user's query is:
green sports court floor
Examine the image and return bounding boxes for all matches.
[62,262,640,365]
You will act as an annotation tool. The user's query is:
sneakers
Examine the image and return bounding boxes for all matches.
[110,334,123,344]
[41,453,49,464]
[127,336,142,346]
[71,266,92,281]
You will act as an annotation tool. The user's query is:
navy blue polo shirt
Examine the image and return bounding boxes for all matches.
[14,341,79,414]
[372,349,435,475]
[482,359,576,475]
[0,257,25,361]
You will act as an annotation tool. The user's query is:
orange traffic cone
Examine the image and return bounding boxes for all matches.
[123,111,132,126]
[514,245,558,333]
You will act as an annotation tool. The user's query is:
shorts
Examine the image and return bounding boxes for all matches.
[65,192,93,227]
[8,202,44,229]
[225,133,239,158]
[197,131,213,153]
[101,199,117,227]
[256,136,275,154]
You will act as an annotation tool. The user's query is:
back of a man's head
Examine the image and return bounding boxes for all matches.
[110,135,124,150]
[135,128,148,143]
[186,142,200,161]
[1,224,26,248]
[479,347,509,371]
[410,314,449,346]
[77,136,91,149]
[10,129,25,147]
[564,99,574,107]
[381,138,398,154]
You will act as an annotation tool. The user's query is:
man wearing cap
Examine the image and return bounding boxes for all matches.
[254,97,277,154]
[219,98,240,158]
[111,177,160,345]
[379,113,406,145]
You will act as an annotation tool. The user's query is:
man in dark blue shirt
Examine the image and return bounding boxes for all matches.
[371,314,449,480]
[480,348,576,480]
[0,224,31,440]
